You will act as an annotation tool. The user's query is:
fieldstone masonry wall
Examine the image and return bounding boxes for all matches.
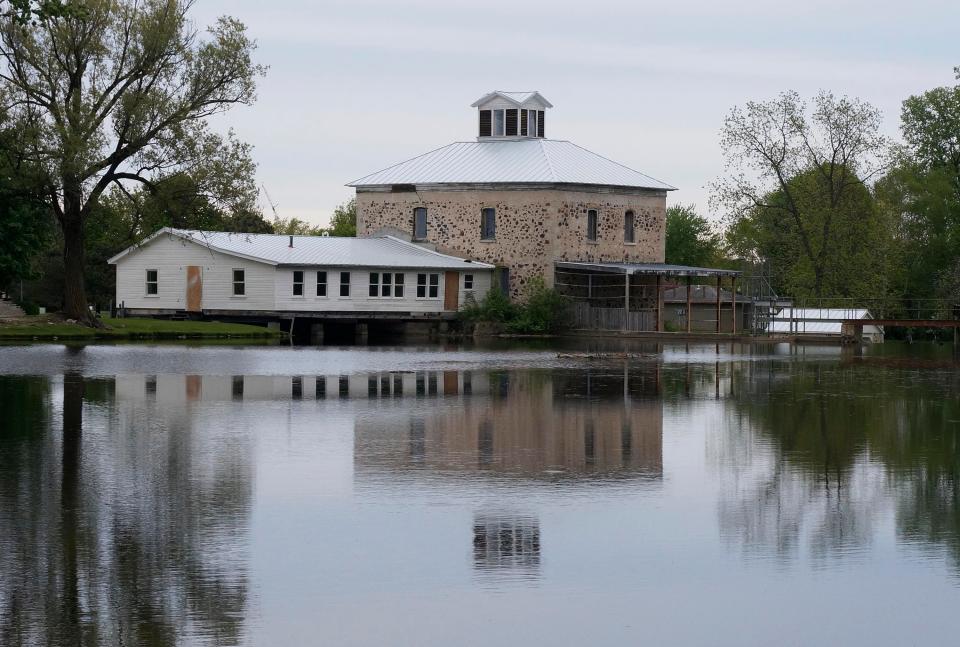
[356,187,666,299]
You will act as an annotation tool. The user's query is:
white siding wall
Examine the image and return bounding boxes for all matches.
[273,267,492,313]
[115,235,277,311]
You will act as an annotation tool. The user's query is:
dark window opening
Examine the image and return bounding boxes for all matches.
[520,109,528,136]
[505,109,518,136]
[624,210,635,243]
[537,110,545,137]
[316,271,327,296]
[587,209,598,241]
[232,269,245,296]
[464,274,474,290]
[479,110,492,137]
[145,269,158,295]
[293,270,304,296]
[481,207,496,240]
[413,207,427,240]
[316,376,326,399]
[340,272,351,297]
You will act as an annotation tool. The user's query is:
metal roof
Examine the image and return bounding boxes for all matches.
[768,308,883,335]
[556,261,740,278]
[108,228,494,270]
[348,139,676,191]
[470,91,553,108]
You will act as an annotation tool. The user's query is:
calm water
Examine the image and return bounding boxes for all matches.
[1,341,959,646]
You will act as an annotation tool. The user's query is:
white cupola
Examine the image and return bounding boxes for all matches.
[471,91,552,140]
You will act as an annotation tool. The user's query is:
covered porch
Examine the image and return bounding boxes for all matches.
[554,262,744,334]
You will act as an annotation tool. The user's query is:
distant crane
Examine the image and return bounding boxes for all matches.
[261,184,281,221]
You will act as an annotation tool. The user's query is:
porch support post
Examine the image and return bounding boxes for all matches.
[655,273,662,332]
[686,276,693,333]
[715,276,722,333]
[623,272,630,332]
[730,275,737,334]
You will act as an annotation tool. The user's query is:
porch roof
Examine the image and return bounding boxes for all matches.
[555,261,741,278]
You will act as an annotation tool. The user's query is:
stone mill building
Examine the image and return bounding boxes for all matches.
[348,91,677,299]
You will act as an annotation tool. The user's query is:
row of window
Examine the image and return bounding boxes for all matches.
[143,269,475,299]
[478,108,545,138]
[410,207,636,243]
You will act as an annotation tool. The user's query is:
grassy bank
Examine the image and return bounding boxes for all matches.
[0,316,283,340]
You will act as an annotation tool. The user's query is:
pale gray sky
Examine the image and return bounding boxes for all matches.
[194,0,959,227]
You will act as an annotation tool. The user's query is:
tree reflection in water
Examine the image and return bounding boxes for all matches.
[715,358,960,570]
[0,374,252,646]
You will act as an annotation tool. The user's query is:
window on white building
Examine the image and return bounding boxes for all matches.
[145,269,158,295]
[464,274,474,290]
[232,269,245,296]
[293,270,304,296]
[417,273,440,298]
[316,271,327,297]
[340,272,351,297]
[370,272,404,298]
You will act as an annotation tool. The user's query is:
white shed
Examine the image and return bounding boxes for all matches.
[108,228,494,317]
[769,308,884,343]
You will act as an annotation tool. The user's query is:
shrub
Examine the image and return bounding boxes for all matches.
[461,276,570,335]
[16,300,39,316]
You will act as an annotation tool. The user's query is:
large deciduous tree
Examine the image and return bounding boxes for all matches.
[877,67,960,305]
[0,0,265,322]
[712,91,889,298]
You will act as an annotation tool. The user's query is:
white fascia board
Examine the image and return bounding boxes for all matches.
[107,228,278,267]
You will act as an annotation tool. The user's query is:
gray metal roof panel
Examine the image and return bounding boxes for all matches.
[109,228,493,270]
[348,139,675,191]
[556,261,740,277]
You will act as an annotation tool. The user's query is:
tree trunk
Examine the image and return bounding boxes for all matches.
[60,187,95,324]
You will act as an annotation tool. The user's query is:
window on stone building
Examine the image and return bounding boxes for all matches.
[624,210,635,243]
[481,208,496,240]
[587,209,598,241]
[413,207,428,240]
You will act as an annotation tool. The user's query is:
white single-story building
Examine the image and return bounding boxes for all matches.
[768,308,884,343]
[108,228,494,318]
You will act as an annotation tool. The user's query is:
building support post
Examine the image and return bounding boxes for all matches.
[730,275,737,335]
[686,276,693,333]
[655,274,662,332]
[715,276,722,333]
[623,273,630,332]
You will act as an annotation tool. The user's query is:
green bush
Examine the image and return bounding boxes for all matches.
[460,284,516,322]
[461,276,569,334]
[16,300,39,316]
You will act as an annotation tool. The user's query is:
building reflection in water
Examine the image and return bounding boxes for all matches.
[473,513,541,580]
[111,365,664,585]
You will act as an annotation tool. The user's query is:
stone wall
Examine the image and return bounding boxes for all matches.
[356,187,666,299]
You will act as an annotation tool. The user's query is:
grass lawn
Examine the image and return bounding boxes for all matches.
[0,316,284,340]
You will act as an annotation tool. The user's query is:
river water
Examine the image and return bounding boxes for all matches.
[1,341,958,646]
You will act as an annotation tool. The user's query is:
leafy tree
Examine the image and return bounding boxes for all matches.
[728,166,893,299]
[0,120,51,289]
[0,0,265,323]
[877,67,960,307]
[664,204,721,267]
[327,198,356,237]
[713,91,889,297]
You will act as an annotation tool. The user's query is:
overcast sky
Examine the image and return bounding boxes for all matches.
[192,0,959,227]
